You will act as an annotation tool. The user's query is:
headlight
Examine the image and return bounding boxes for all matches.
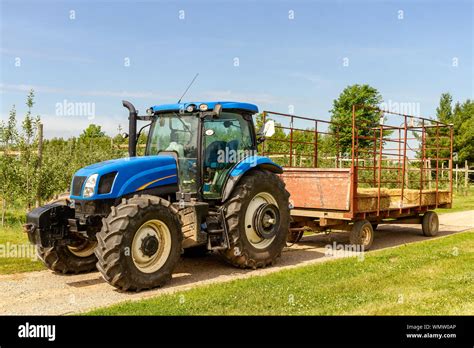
[199,103,208,111]
[83,174,98,198]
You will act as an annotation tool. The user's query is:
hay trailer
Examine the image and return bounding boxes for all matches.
[261,106,454,249]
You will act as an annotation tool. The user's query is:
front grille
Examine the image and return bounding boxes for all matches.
[72,176,87,196]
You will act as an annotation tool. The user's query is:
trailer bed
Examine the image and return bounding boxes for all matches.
[281,167,451,220]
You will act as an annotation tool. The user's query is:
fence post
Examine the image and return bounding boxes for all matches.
[465,160,469,195]
[36,122,43,208]
[455,163,458,191]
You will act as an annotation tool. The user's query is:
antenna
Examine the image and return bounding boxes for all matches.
[178,73,199,103]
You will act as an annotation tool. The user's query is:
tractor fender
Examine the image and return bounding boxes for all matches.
[221,156,283,202]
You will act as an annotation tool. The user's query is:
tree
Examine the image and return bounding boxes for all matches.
[329,84,383,155]
[424,92,454,161]
[0,105,20,225]
[436,92,453,124]
[80,124,105,140]
[18,89,40,210]
[453,100,474,163]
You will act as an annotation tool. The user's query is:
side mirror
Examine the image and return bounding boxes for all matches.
[213,103,222,118]
[262,120,275,137]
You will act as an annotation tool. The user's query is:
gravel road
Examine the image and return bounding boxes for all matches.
[1,210,472,315]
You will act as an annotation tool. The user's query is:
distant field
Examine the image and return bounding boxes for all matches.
[87,231,474,316]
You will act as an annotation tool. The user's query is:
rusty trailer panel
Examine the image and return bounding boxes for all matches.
[281,168,351,211]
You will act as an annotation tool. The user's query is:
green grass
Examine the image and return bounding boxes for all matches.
[437,186,474,214]
[87,231,474,316]
[0,186,471,276]
[0,224,44,274]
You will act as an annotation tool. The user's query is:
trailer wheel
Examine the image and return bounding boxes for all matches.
[220,170,290,269]
[37,242,97,274]
[95,195,182,291]
[350,220,374,250]
[422,211,439,236]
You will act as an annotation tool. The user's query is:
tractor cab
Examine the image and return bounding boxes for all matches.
[142,102,259,199]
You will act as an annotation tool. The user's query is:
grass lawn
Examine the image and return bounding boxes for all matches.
[436,186,474,213]
[0,187,471,276]
[0,224,44,274]
[87,230,474,316]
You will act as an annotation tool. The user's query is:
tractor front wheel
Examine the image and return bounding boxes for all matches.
[95,195,182,291]
[37,242,97,274]
[219,170,290,269]
[37,192,97,274]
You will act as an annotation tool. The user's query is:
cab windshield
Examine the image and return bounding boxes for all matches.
[146,113,199,192]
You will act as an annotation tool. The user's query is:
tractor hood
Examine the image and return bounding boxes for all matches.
[70,155,178,200]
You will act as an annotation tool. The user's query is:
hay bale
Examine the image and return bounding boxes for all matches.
[356,188,451,212]
[357,188,391,211]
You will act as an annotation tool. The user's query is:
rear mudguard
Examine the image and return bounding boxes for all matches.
[221,156,282,202]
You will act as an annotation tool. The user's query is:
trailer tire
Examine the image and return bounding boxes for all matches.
[350,220,374,250]
[219,170,290,269]
[422,211,439,236]
[95,195,182,291]
[37,243,97,274]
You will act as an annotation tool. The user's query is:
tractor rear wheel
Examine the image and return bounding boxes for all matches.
[219,170,290,269]
[95,195,182,291]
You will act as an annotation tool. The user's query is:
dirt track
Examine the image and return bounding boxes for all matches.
[1,210,472,315]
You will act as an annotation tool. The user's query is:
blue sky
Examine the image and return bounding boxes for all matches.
[1,0,472,138]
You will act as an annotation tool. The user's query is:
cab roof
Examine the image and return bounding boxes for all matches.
[150,101,258,114]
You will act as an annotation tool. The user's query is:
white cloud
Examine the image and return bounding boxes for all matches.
[199,90,278,104]
[0,83,173,99]
[0,47,94,64]
[288,72,333,88]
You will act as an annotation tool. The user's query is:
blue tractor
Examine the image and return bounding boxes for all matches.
[25,100,290,291]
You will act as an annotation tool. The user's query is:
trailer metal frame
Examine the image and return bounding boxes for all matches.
[261,106,453,239]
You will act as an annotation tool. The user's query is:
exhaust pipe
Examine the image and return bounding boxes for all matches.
[122,100,137,157]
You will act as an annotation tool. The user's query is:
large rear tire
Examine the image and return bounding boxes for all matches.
[219,170,290,269]
[95,195,182,291]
